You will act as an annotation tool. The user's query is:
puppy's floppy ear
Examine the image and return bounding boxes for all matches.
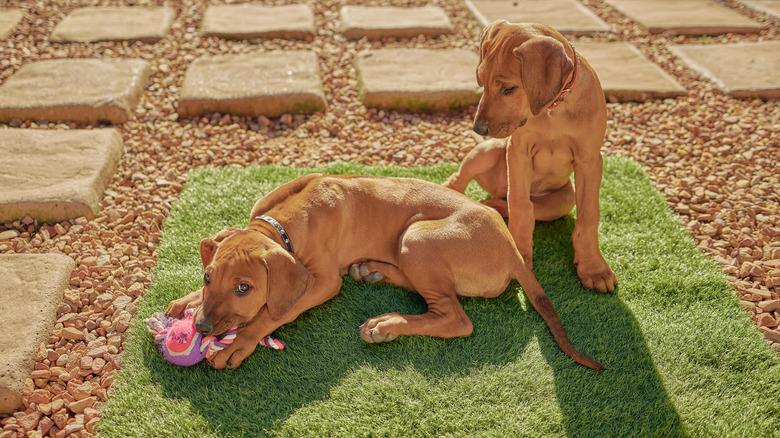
[200,227,241,268]
[513,37,574,115]
[263,248,313,321]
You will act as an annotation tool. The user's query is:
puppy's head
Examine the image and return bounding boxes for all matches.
[473,20,575,138]
[193,227,312,336]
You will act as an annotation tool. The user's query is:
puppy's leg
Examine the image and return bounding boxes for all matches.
[506,149,536,269]
[351,260,469,342]
[444,138,506,195]
[572,154,617,293]
[165,289,203,318]
[360,292,472,342]
[209,272,343,369]
[359,220,481,343]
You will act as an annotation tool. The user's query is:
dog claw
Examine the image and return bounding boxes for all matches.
[359,325,372,343]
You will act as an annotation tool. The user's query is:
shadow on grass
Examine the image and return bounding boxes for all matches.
[141,214,685,437]
[533,216,687,437]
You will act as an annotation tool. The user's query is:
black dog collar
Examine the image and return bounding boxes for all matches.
[255,215,294,255]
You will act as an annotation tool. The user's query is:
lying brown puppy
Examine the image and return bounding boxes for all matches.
[166,174,603,370]
[444,20,617,293]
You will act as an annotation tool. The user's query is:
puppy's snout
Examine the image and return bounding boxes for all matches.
[472,120,489,136]
[194,318,214,335]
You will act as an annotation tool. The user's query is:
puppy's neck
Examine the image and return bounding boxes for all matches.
[250,215,295,254]
[546,43,579,111]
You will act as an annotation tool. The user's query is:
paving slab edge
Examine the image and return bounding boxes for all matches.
[0,128,125,223]
[0,253,76,414]
[669,43,780,99]
[48,6,176,43]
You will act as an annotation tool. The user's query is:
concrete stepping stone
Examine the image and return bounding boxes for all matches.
[0,9,23,40]
[50,6,175,43]
[670,41,780,99]
[178,51,327,119]
[355,48,481,112]
[0,253,75,414]
[340,5,454,39]
[201,4,314,40]
[742,0,780,19]
[0,129,124,223]
[0,59,150,124]
[605,0,763,35]
[466,0,610,34]
[576,42,686,101]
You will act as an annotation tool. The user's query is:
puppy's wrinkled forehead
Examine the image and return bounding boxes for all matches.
[213,233,253,263]
[210,231,272,272]
[477,24,534,80]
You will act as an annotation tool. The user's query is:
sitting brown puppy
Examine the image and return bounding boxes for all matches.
[166,174,603,370]
[444,20,617,293]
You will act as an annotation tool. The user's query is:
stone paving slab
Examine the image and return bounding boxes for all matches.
[670,41,780,99]
[178,51,327,118]
[741,0,780,19]
[0,253,75,414]
[0,128,124,223]
[576,42,686,101]
[340,6,454,39]
[49,6,175,43]
[0,9,23,40]
[0,59,150,124]
[466,0,610,34]
[606,0,763,35]
[355,48,481,112]
[201,4,314,40]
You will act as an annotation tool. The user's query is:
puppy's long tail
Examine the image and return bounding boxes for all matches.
[514,264,605,370]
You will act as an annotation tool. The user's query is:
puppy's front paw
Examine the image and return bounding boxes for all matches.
[165,289,203,318]
[349,263,384,284]
[360,313,405,343]
[575,258,617,293]
[207,335,258,370]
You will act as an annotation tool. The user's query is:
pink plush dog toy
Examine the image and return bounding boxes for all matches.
[144,309,285,366]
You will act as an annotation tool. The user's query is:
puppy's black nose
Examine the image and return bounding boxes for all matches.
[195,318,214,335]
[472,121,488,136]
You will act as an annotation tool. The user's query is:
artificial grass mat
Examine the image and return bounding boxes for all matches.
[99,156,780,437]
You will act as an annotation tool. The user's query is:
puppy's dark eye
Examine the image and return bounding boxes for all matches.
[235,283,251,296]
[500,86,516,96]
[203,272,211,286]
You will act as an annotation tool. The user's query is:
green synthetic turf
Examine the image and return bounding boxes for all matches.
[99,156,780,437]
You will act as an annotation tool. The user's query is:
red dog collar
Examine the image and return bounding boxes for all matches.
[547,45,579,111]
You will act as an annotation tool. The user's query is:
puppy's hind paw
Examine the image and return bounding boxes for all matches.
[349,262,384,284]
[359,321,398,343]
